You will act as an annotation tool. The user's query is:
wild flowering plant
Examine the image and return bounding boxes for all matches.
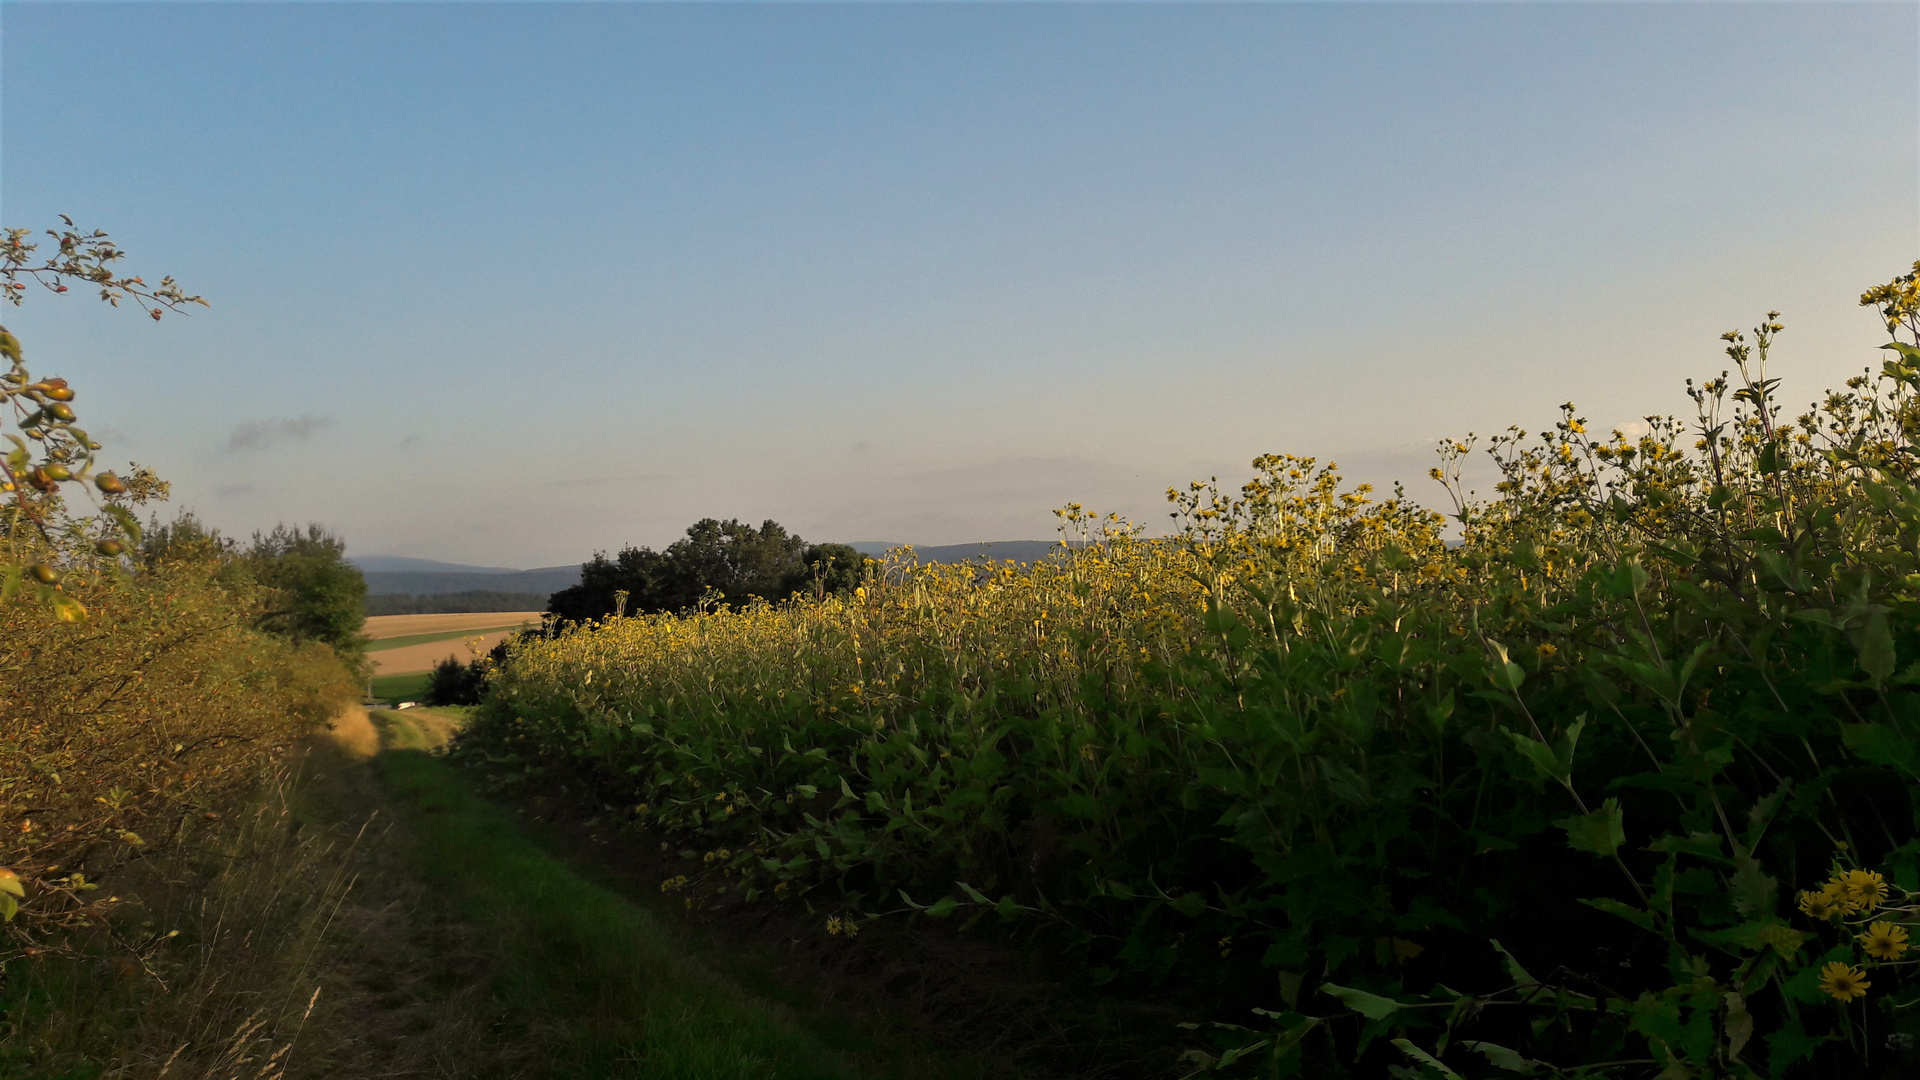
[472,263,1920,1077]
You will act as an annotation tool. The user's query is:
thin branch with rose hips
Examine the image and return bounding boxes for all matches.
[2,217,207,318]
[1,220,197,610]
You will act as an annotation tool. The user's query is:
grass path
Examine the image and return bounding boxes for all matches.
[3,709,992,1079]
[368,710,991,1080]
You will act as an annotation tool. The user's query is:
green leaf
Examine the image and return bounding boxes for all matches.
[1168,891,1208,917]
[1558,797,1625,858]
[1322,982,1405,1021]
[1580,896,1655,932]
[923,895,959,918]
[1841,723,1917,774]
[1728,857,1777,918]
[1856,610,1896,684]
[0,893,16,923]
[1390,1039,1462,1078]
[1460,1041,1543,1075]
[103,503,141,545]
[1488,940,1538,988]
[1763,1017,1821,1073]
[1505,731,1567,783]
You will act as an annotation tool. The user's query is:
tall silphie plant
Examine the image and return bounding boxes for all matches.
[471,264,1920,1078]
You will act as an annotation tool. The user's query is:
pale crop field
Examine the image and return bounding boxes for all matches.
[364,612,544,640]
[363,612,542,675]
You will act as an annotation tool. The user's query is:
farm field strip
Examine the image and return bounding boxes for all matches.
[363,611,542,640]
[367,624,529,652]
[372,629,524,676]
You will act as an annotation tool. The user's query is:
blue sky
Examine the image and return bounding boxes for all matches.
[2,2,1914,566]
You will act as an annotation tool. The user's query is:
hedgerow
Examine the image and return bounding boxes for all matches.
[469,265,1920,1077]
[0,224,357,948]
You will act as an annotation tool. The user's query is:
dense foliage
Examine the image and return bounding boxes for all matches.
[0,549,357,946]
[428,653,490,706]
[244,523,369,666]
[468,268,1920,1078]
[0,223,357,949]
[548,517,862,622]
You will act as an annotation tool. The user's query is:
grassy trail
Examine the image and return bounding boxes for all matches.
[368,710,982,1080]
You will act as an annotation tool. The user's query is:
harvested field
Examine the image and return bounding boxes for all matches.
[364,611,542,640]
[372,629,524,675]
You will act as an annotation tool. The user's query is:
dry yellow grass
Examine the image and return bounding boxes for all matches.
[363,611,543,640]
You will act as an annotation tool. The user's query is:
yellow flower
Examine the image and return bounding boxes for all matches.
[1836,869,1888,912]
[1860,921,1909,961]
[1798,888,1840,920]
[1536,642,1559,659]
[1819,961,1871,1002]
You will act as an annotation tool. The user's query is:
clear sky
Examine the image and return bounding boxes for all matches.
[2,2,1914,566]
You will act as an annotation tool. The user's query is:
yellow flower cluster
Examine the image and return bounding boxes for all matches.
[1861,259,1920,336]
[1795,867,1911,1002]
[1797,869,1890,920]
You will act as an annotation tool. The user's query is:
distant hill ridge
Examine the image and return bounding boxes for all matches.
[849,540,1060,563]
[352,541,1058,598]
[351,560,583,597]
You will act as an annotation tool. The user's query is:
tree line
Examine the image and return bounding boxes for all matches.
[546,518,863,623]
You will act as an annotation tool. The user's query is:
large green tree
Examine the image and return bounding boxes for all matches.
[548,518,862,623]
[245,523,368,664]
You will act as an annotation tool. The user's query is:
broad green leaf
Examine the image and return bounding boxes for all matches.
[1169,891,1208,917]
[1558,797,1625,858]
[1390,1039,1462,1078]
[1857,609,1896,683]
[1882,340,1920,364]
[1842,723,1917,774]
[1460,1041,1543,1075]
[1489,940,1538,987]
[1728,856,1776,918]
[1505,731,1567,783]
[923,895,959,918]
[1322,982,1405,1021]
[1579,896,1655,932]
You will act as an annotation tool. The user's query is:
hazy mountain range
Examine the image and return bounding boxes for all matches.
[351,542,1060,597]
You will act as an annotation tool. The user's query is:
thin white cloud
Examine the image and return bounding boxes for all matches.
[227,415,332,453]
